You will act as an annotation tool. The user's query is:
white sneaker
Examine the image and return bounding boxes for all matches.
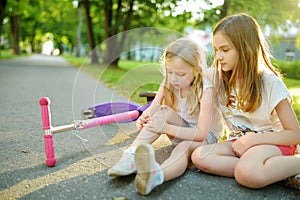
[107,147,136,176]
[134,143,163,195]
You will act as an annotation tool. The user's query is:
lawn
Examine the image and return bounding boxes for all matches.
[64,56,300,122]
[0,49,28,60]
[66,57,164,105]
[283,77,300,121]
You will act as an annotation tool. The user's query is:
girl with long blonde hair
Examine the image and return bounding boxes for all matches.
[108,36,223,195]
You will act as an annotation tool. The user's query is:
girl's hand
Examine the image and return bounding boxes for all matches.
[232,133,256,157]
[136,114,150,130]
[144,115,167,133]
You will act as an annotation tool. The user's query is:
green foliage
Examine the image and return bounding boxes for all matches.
[197,0,300,29]
[99,60,163,105]
[0,49,28,60]
[283,78,300,121]
[3,0,78,53]
[65,56,163,105]
[273,60,300,79]
[297,34,300,50]
[272,60,300,121]
[2,0,300,66]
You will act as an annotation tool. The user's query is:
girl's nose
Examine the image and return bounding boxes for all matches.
[216,51,223,60]
[170,74,178,82]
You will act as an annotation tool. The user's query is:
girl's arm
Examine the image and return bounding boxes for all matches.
[159,87,214,142]
[233,99,300,156]
[136,84,164,130]
[257,99,300,145]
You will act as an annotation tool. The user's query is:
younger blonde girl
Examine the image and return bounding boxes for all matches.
[108,37,223,195]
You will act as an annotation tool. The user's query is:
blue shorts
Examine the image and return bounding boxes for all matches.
[170,131,217,145]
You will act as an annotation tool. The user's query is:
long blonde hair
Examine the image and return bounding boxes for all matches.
[161,37,207,116]
[214,13,281,112]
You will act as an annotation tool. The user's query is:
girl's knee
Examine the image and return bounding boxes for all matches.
[191,147,211,172]
[192,144,227,174]
[151,105,171,117]
[234,162,267,189]
[191,148,201,166]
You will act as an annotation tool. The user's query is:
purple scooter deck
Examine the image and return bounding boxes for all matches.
[81,92,156,121]
[90,101,140,117]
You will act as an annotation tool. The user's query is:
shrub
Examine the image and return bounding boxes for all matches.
[272,60,300,79]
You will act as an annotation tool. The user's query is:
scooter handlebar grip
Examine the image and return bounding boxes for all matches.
[44,134,56,167]
[39,97,51,130]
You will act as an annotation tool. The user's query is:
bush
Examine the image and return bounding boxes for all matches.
[272,60,300,79]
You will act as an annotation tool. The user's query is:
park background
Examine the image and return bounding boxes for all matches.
[0,0,300,121]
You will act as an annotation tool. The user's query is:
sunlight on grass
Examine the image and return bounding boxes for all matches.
[283,78,300,121]
[0,49,28,60]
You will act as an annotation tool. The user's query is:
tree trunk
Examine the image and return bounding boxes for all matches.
[103,0,133,67]
[220,0,228,19]
[10,15,21,55]
[0,0,7,36]
[83,0,98,64]
[76,3,82,57]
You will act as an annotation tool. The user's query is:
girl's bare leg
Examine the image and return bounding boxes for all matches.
[191,142,238,177]
[161,141,205,181]
[235,145,300,188]
[108,105,185,176]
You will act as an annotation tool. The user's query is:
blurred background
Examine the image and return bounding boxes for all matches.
[0,0,299,119]
[0,0,299,63]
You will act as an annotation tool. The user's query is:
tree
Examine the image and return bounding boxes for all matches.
[83,0,98,64]
[102,0,134,66]
[101,0,182,67]
[0,0,7,37]
[200,0,300,29]
[10,14,21,54]
[76,2,83,57]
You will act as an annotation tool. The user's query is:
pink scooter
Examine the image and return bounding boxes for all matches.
[39,92,156,167]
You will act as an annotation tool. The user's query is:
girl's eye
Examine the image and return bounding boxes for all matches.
[177,73,185,76]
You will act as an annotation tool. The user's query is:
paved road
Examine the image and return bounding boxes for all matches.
[0,55,299,200]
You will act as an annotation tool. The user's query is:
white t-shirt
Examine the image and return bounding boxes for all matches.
[219,71,292,140]
[176,68,224,139]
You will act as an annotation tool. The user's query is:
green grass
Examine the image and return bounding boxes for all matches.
[64,57,164,105]
[0,49,28,60]
[283,77,300,121]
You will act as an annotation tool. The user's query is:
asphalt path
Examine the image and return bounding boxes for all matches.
[0,55,299,200]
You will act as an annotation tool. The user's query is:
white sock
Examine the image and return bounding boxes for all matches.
[125,146,136,154]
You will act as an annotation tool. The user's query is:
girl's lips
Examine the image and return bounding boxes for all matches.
[171,83,180,88]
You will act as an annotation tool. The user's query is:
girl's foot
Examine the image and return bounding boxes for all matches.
[107,147,136,176]
[134,143,163,195]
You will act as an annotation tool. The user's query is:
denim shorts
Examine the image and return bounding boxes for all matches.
[170,131,217,145]
[205,131,218,144]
